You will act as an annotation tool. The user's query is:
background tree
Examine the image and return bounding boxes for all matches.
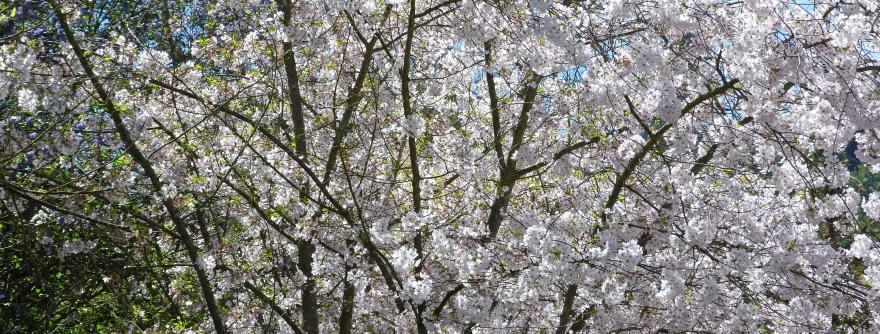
[2,0,880,333]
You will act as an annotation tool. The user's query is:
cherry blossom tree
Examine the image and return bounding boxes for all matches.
[2,0,880,332]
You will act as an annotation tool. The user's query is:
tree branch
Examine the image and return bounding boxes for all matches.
[51,3,228,332]
[243,281,304,334]
[555,284,578,334]
[516,136,600,177]
[602,79,740,224]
